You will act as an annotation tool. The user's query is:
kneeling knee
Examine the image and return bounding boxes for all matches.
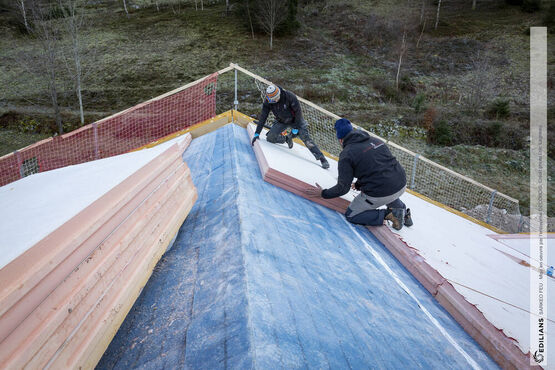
[266,134,279,143]
[344,209,355,223]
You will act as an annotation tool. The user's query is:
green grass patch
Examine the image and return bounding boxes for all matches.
[0,129,51,157]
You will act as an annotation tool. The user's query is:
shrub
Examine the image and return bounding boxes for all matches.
[420,106,437,131]
[17,118,40,133]
[47,4,70,20]
[398,75,416,94]
[428,119,453,146]
[373,78,401,103]
[447,120,526,150]
[279,0,300,35]
[412,93,426,114]
[485,99,510,119]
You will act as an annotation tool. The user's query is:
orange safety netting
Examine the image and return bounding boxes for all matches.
[0,73,218,187]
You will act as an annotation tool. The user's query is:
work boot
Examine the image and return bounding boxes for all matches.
[404,208,413,227]
[320,157,330,169]
[285,132,294,149]
[384,208,404,230]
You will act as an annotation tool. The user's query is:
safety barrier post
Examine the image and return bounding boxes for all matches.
[93,122,99,160]
[15,150,23,178]
[233,68,239,120]
[486,190,497,224]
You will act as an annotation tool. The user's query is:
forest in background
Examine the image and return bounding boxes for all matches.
[0,0,553,216]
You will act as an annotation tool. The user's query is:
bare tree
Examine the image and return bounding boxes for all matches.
[247,0,255,39]
[16,0,30,32]
[59,0,87,125]
[24,0,64,134]
[395,30,407,90]
[419,0,426,24]
[122,0,129,17]
[416,19,426,48]
[255,0,286,49]
[434,0,441,29]
[463,53,496,112]
[394,0,416,89]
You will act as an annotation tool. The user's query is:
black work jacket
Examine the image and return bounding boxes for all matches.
[255,89,304,134]
[322,130,407,199]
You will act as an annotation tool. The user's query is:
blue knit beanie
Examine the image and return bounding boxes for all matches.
[335,118,353,139]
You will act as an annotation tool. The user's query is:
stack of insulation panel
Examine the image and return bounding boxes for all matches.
[0,134,196,369]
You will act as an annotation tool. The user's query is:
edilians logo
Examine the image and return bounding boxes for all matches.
[534,317,545,363]
[534,351,544,363]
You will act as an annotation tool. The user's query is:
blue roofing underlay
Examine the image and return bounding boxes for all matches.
[98,123,497,369]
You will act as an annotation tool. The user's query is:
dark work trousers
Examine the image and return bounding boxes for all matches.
[345,186,407,226]
[265,120,325,160]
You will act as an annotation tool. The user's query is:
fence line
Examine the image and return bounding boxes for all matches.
[227,63,521,231]
[0,68,230,186]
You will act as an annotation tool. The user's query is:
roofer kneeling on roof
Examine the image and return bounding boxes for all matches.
[251,85,330,169]
[304,118,413,230]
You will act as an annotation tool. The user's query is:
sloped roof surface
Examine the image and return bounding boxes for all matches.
[98,124,497,369]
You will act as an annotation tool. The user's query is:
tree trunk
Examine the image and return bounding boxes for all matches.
[434,0,441,29]
[255,0,286,50]
[48,62,63,134]
[226,0,229,15]
[19,0,29,31]
[74,41,84,125]
[472,0,476,10]
[63,0,86,125]
[416,19,426,48]
[123,0,129,17]
[420,0,425,24]
[247,0,255,39]
[77,79,84,124]
[395,30,407,90]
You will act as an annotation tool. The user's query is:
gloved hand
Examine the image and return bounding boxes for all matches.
[291,128,299,137]
[251,133,260,146]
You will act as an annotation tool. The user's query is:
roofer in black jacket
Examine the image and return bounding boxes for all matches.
[305,118,413,230]
[251,85,329,169]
